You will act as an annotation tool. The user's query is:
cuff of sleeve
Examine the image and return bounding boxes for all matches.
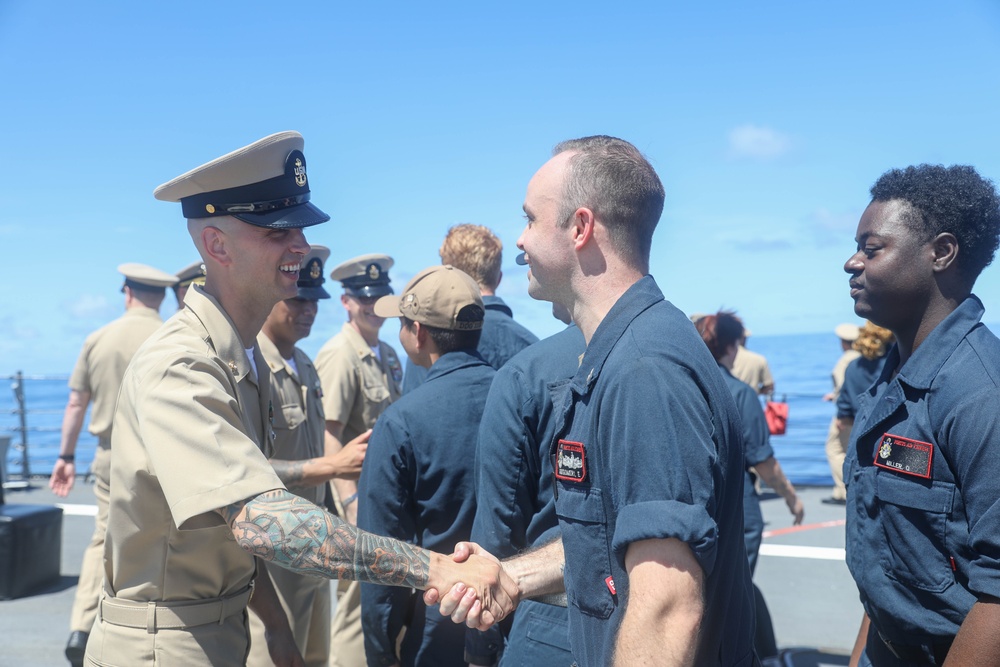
[612,500,718,575]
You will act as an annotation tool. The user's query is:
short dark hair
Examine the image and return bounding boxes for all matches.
[870,164,1000,284]
[553,136,664,271]
[694,310,745,363]
[401,316,482,355]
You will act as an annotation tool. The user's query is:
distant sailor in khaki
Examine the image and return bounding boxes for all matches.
[248,245,356,667]
[314,253,403,667]
[85,132,516,667]
[172,259,205,308]
[49,262,176,667]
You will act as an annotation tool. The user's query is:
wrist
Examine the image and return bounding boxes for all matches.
[342,492,358,507]
[58,454,75,463]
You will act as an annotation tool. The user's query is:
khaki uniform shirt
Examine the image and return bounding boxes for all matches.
[257,333,327,507]
[732,345,774,394]
[69,306,164,441]
[314,323,403,442]
[831,349,862,398]
[89,285,284,665]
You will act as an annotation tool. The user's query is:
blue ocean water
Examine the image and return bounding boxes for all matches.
[1,331,843,486]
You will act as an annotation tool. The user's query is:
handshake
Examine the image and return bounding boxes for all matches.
[422,539,564,630]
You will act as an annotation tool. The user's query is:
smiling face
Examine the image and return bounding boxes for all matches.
[226,222,310,310]
[844,199,935,334]
[342,293,386,345]
[516,152,577,304]
[264,297,319,351]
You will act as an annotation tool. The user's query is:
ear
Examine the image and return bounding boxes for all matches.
[340,293,351,308]
[413,321,429,351]
[930,232,959,273]
[496,270,502,289]
[570,206,597,252]
[201,226,231,267]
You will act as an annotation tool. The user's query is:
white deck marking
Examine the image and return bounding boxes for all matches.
[57,503,98,516]
[760,544,845,561]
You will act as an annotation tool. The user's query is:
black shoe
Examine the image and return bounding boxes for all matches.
[821,497,847,506]
[65,631,88,667]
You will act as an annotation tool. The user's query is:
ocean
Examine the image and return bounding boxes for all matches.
[0,331,844,486]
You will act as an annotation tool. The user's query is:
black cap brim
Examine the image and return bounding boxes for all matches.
[232,202,330,229]
[345,285,394,299]
[297,285,331,300]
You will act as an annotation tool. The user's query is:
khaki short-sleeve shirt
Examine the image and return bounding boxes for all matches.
[314,323,402,442]
[732,345,774,394]
[257,333,327,507]
[68,306,163,440]
[831,349,862,397]
[95,286,284,663]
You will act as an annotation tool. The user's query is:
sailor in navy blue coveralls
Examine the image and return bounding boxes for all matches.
[467,323,585,666]
[357,348,495,667]
[846,297,1000,666]
[549,277,757,667]
[842,165,1000,666]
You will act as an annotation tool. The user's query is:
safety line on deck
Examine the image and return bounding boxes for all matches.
[762,518,845,538]
[759,544,845,561]
[57,503,98,516]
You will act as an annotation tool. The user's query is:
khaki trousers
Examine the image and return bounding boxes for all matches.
[248,568,332,667]
[70,443,111,634]
[824,416,850,500]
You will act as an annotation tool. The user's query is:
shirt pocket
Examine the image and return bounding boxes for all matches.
[360,366,390,425]
[273,401,305,431]
[555,488,615,620]
[875,472,956,593]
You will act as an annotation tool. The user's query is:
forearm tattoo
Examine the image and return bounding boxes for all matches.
[223,489,430,588]
[269,459,309,491]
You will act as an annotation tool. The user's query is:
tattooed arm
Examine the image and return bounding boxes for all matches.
[218,489,519,626]
[269,429,371,493]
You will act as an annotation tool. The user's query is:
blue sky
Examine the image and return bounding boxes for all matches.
[2,1,1000,374]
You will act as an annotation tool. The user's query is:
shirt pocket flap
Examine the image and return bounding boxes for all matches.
[554,487,606,523]
[876,472,954,514]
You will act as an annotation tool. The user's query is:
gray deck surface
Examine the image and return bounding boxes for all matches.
[1,481,858,666]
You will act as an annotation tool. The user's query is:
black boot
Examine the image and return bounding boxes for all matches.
[65,631,88,667]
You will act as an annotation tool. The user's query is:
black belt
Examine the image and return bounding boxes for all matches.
[879,631,952,665]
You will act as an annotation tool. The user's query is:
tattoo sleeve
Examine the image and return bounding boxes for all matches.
[268,459,309,491]
[223,489,430,589]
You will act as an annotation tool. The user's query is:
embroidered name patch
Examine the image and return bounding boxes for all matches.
[555,440,587,482]
[873,433,933,479]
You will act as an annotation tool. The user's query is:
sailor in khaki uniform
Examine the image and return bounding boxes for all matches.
[731,329,776,395]
[247,245,336,667]
[172,260,205,308]
[314,254,403,667]
[85,132,516,667]
[50,262,176,667]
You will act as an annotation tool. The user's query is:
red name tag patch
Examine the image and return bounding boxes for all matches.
[873,433,933,479]
[555,440,587,483]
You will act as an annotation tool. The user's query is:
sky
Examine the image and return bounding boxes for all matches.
[2,0,1000,374]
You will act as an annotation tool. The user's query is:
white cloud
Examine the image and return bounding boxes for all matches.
[66,294,114,320]
[728,124,792,160]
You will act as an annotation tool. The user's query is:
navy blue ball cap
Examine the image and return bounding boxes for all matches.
[153,131,330,229]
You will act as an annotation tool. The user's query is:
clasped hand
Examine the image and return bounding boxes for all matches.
[423,542,519,630]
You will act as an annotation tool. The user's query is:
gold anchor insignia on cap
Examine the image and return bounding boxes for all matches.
[294,157,307,187]
[368,263,381,280]
[205,204,216,214]
[310,259,321,279]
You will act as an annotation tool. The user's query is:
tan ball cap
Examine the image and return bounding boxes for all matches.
[374,265,484,331]
[117,263,179,292]
[153,131,330,229]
